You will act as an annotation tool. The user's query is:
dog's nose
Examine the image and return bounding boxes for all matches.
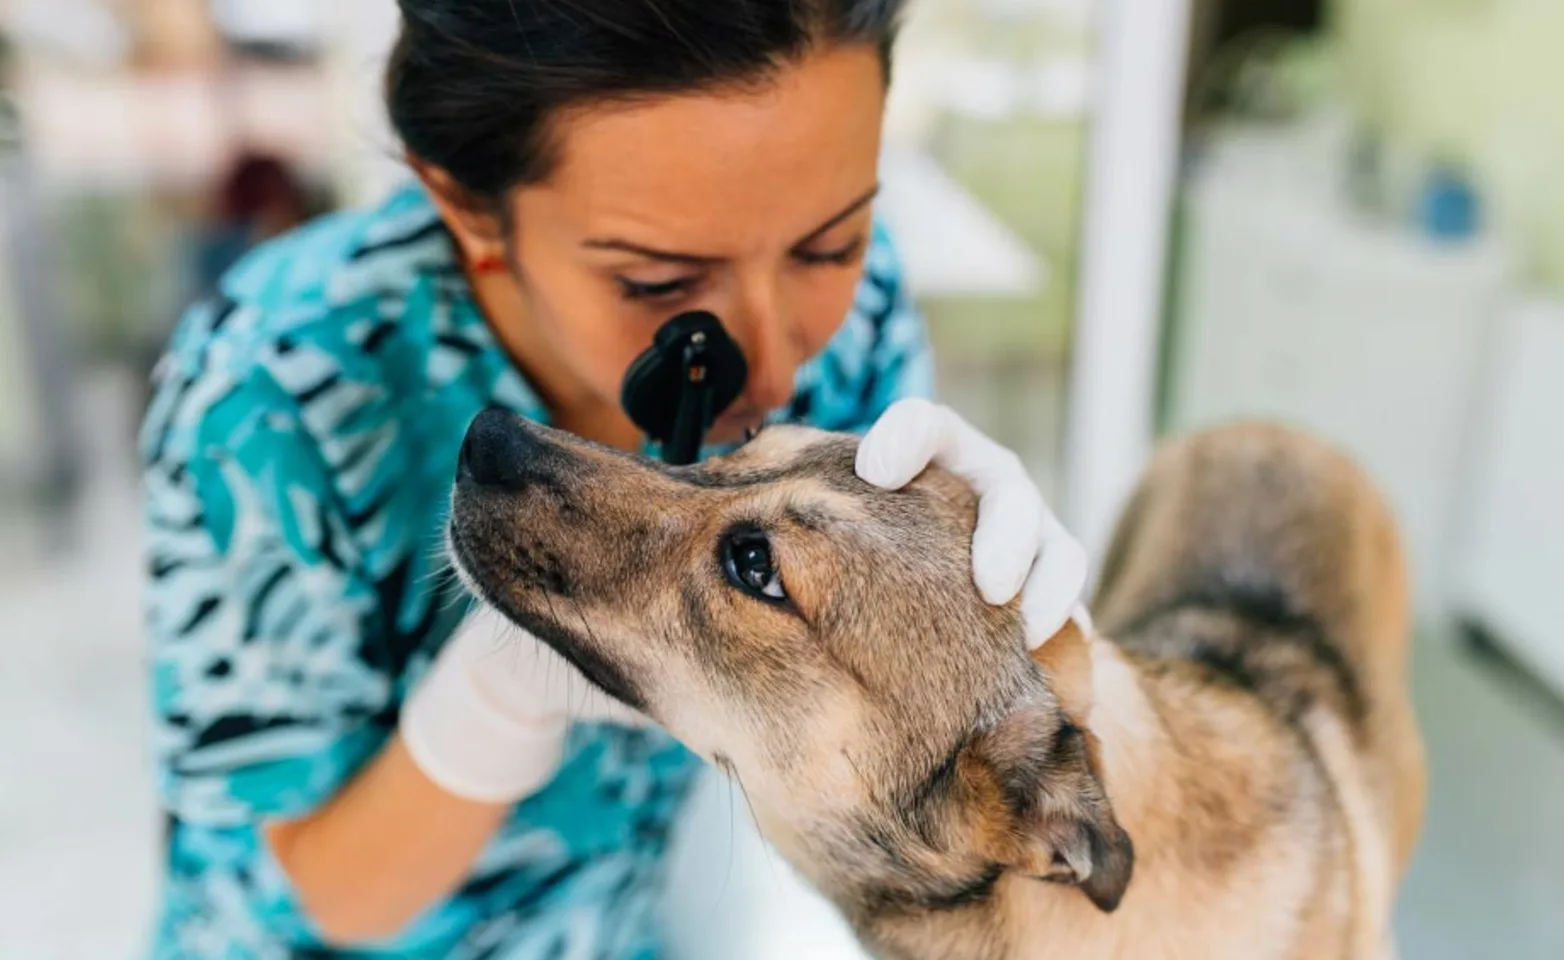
[458,408,548,490]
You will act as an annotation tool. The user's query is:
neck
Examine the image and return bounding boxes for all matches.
[989,638,1267,960]
[860,642,1192,960]
[1081,639,1169,846]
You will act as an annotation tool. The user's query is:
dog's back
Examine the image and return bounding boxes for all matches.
[1090,423,1426,955]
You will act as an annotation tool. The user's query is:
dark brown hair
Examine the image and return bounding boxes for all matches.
[385,0,905,199]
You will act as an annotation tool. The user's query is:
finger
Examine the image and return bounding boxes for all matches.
[971,476,1044,604]
[859,399,1024,496]
[927,414,1025,499]
[1020,525,1090,650]
[855,398,943,490]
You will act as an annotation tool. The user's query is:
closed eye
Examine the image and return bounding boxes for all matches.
[792,235,866,267]
[616,275,698,302]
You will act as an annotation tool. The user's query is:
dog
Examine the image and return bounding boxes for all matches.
[448,409,1426,960]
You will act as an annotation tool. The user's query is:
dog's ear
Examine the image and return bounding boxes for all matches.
[1010,747,1135,913]
[974,624,1135,913]
[1031,617,1093,724]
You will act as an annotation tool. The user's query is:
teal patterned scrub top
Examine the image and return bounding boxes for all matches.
[140,183,933,959]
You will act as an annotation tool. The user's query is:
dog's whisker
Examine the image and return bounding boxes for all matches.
[718,757,779,882]
[840,748,878,807]
[696,762,741,921]
[417,541,459,585]
[719,765,738,909]
[567,597,611,720]
[489,612,518,659]
[427,563,469,614]
[438,586,472,614]
[419,567,461,595]
[539,590,573,717]
[418,543,455,571]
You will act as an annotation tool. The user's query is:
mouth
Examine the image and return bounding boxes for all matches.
[448,524,648,712]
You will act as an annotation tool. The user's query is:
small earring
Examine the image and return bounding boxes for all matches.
[471,253,507,275]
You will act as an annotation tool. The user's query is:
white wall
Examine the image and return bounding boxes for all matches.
[322,0,406,205]
[1063,0,1191,565]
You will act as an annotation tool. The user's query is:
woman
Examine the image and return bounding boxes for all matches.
[141,2,1087,957]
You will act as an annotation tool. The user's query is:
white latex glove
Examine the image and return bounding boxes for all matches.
[401,604,652,804]
[856,399,1090,650]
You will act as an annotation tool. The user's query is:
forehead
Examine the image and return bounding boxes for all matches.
[531,46,885,246]
[691,427,862,495]
[660,432,987,590]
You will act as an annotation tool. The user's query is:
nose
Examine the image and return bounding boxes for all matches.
[458,408,551,490]
[731,285,799,414]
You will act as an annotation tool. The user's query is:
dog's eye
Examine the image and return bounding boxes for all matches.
[722,530,787,603]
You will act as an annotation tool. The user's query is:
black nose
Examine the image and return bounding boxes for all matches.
[458,408,550,490]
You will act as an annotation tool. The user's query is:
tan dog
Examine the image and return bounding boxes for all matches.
[449,410,1425,960]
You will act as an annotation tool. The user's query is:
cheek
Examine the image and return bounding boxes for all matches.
[712,686,877,846]
[571,321,644,399]
[790,267,865,356]
[519,259,659,398]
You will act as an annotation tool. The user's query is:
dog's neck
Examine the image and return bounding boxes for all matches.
[1028,622,1172,853]
[987,636,1273,960]
[1081,638,1168,844]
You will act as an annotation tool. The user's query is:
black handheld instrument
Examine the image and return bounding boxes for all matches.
[620,311,748,465]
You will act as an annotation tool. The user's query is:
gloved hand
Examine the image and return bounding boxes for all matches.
[401,604,652,804]
[856,399,1090,650]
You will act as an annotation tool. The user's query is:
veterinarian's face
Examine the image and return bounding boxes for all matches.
[449,45,886,443]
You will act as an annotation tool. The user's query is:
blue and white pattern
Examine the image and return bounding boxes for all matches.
[140,183,931,959]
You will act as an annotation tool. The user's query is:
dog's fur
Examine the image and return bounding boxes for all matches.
[450,410,1425,960]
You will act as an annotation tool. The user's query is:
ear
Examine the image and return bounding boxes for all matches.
[408,155,507,264]
[978,626,1135,912]
[1031,618,1094,725]
[1014,765,1136,912]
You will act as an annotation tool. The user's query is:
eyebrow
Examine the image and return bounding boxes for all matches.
[582,184,880,265]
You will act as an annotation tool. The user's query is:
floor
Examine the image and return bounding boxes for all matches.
[1,374,1561,959]
[1396,635,1564,960]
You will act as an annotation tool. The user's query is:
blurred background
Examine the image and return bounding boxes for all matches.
[0,0,1560,957]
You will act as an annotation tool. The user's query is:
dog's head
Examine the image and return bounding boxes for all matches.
[450,409,1132,946]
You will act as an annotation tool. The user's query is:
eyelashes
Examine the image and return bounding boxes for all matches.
[614,235,866,303]
[617,277,695,301]
[792,236,865,267]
